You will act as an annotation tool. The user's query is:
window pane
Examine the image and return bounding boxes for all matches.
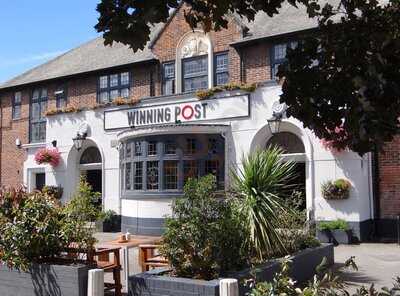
[164,141,176,155]
[164,160,178,190]
[121,72,130,85]
[208,138,218,154]
[110,89,119,100]
[184,76,208,92]
[13,105,21,120]
[147,161,159,190]
[215,53,228,72]
[56,95,67,109]
[125,163,132,190]
[32,102,41,120]
[126,142,132,158]
[110,74,119,87]
[148,141,157,156]
[99,76,108,89]
[216,72,229,86]
[135,142,142,156]
[99,91,109,103]
[31,123,40,142]
[164,63,175,79]
[32,89,40,100]
[185,138,196,155]
[205,160,220,181]
[41,88,47,98]
[183,56,208,77]
[40,101,47,118]
[120,88,129,98]
[184,160,198,184]
[14,92,22,103]
[163,63,175,95]
[133,162,143,190]
[163,79,175,95]
[274,43,287,60]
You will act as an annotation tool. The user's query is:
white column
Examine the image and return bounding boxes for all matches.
[88,269,104,296]
[219,279,239,296]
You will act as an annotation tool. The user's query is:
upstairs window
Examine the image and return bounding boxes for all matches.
[162,62,175,95]
[182,55,208,92]
[98,71,131,103]
[55,86,67,109]
[271,41,298,79]
[12,91,22,120]
[214,52,229,86]
[30,88,47,143]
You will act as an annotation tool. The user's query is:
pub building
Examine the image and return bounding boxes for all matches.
[0,3,398,241]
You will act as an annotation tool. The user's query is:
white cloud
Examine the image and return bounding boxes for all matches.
[0,50,66,67]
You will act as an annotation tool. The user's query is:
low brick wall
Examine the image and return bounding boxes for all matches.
[129,244,334,296]
[0,263,91,296]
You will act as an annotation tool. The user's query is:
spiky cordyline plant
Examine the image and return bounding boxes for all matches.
[231,147,298,260]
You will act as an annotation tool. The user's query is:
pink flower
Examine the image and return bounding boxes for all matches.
[320,126,348,154]
[34,147,61,167]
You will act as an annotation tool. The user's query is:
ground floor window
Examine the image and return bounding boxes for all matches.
[121,134,225,195]
[35,172,45,191]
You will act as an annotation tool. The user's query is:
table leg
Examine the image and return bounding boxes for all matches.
[124,247,129,291]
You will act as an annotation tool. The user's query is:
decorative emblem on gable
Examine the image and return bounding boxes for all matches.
[180,34,209,58]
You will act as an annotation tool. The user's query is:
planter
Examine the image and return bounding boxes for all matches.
[129,244,334,296]
[317,229,352,245]
[0,262,92,296]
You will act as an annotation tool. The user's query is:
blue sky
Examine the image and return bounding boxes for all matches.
[0,0,101,83]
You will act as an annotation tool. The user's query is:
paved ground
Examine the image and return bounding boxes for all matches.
[334,243,400,292]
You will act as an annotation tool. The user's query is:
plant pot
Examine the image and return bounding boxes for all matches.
[317,229,352,245]
[0,262,92,296]
[129,244,334,296]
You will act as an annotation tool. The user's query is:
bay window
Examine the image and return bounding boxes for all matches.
[121,134,225,195]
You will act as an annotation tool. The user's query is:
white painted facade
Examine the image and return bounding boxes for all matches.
[22,83,374,237]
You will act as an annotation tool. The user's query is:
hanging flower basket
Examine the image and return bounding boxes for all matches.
[34,147,61,167]
[321,179,351,200]
[320,126,348,154]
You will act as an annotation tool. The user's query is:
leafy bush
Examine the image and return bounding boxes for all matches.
[276,192,320,254]
[0,178,103,270]
[0,187,64,270]
[318,219,350,231]
[160,175,248,280]
[250,256,400,296]
[322,179,351,200]
[230,147,297,260]
[42,185,63,199]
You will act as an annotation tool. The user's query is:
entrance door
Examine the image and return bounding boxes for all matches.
[86,169,102,194]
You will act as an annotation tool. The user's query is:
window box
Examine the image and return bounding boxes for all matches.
[317,229,353,245]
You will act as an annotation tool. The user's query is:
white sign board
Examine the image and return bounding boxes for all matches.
[104,95,250,130]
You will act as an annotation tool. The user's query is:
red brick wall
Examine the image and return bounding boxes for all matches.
[379,136,400,218]
[242,42,271,83]
[0,90,29,187]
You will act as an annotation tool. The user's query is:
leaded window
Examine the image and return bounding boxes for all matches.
[121,134,225,194]
[162,62,175,95]
[214,52,229,86]
[182,55,208,92]
[30,88,47,143]
[271,41,298,79]
[55,86,67,109]
[98,71,131,103]
[12,91,22,120]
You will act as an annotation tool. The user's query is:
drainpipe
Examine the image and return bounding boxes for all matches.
[239,48,245,84]
[372,146,381,239]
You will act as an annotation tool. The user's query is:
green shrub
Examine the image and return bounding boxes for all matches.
[318,219,350,231]
[0,178,103,270]
[0,188,64,270]
[160,175,248,280]
[230,147,297,260]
